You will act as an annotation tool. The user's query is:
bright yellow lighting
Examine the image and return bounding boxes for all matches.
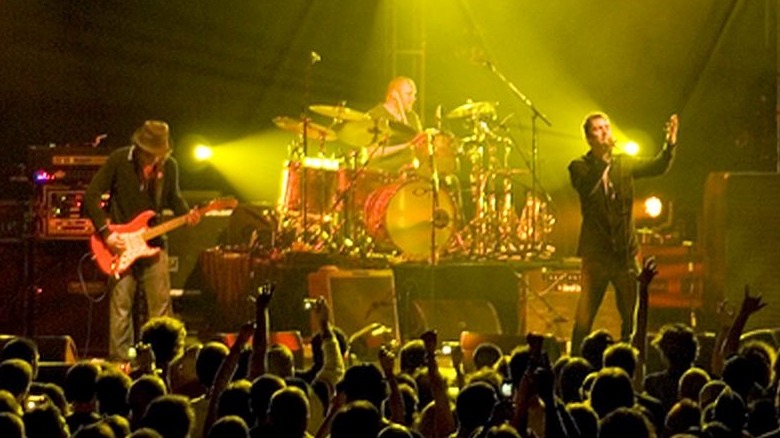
[194,145,213,161]
[623,141,640,156]
[644,196,663,218]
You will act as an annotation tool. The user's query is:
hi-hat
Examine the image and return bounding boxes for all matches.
[447,101,497,119]
[273,116,337,141]
[309,104,369,122]
[337,118,418,147]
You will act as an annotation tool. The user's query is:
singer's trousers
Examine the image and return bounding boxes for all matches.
[570,255,637,355]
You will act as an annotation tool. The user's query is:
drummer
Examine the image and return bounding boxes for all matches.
[364,76,426,173]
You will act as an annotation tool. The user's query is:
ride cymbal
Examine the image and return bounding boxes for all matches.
[309,104,369,122]
[446,101,497,119]
[273,116,337,141]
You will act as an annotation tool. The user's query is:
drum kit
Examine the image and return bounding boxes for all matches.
[272,100,556,262]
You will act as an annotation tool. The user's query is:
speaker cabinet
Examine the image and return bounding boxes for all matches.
[31,240,109,358]
[308,267,399,340]
[392,263,520,338]
[0,240,27,335]
[524,288,621,342]
[703,172,780,331]
[34,335,78,363]
[410,299,502,341]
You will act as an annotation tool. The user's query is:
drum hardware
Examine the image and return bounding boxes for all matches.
[274,111,339,251]
[478,58,553,257]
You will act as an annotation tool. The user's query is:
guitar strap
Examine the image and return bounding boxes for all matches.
[152,161,165,213]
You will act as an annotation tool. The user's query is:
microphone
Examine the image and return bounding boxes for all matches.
[310,51,321,64]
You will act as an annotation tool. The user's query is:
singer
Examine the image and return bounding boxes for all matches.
[568,112,679,354]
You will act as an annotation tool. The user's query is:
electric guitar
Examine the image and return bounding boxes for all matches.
[91,197,238,277]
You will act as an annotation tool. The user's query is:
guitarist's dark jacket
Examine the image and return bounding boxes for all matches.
[84,145,190,249]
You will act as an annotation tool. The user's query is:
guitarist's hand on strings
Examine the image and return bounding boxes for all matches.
[105,232,126,254]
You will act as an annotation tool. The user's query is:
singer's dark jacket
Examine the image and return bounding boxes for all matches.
[84,145,190,249]
[568,143,676,265]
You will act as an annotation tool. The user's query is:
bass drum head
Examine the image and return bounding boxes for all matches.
[383,180,456,260]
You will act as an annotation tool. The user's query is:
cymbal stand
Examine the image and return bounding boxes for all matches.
[328,120,387,254]
[426,131,442,265]
[481,60,552,257]
[463,116,497,258]
[297,49,322,247]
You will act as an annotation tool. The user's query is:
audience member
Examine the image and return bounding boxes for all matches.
[141,394,194,438]
[0,359,33,403]
[127,374,167,430]
[139,316,188,387]
[23,401,70,438]
[207,414,249,438]
[644,323,699,414]
[266,386,311,438]
[63,360,102,433]
[599,406,656,438]
[559,357,593,404]
[0,411,24,438]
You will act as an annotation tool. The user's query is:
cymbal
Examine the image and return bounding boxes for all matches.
[336,118,418,147]
[446,101,497,119]
[272,116,337,141]
[309,104,369,122]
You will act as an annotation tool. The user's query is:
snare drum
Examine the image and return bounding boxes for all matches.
[279,159,340,216]
[364,178,457,259]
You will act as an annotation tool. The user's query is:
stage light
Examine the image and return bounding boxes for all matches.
[623,141,640,156]
[633,194,672,231]
[194,144,213,161]
[643,196,663,218]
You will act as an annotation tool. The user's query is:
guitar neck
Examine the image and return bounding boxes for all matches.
[143,215,190,241]
[137,198,235,242]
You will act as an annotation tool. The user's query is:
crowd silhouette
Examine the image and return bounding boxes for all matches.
[0,258,777,438]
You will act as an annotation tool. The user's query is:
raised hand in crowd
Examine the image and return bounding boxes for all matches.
[710,298,736,376]
[449,342,466,390]
[631,256,658,389]
[204,320,254,436]
[717,285,767,374]
[420,330,456,437]
[379,344,405,425]
[249,281,275,380]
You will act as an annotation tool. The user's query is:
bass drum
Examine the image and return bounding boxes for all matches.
[364,179,457,259]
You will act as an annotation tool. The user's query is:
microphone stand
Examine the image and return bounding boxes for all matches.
[483,60,552,256]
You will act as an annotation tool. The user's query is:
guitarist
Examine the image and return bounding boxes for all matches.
[84,120,201,362]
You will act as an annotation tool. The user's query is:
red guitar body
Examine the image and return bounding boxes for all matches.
[90,210,162,278]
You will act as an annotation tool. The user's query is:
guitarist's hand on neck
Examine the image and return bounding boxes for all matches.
[185,208,202,226]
